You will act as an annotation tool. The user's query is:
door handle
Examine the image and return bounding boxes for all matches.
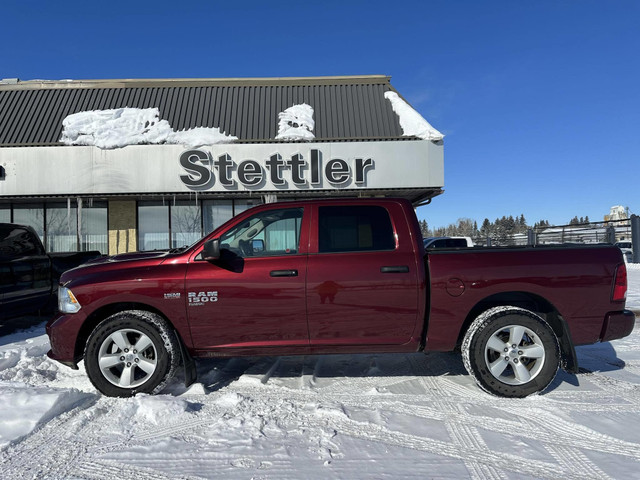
[380,265,409,274]
[270,269,298,277]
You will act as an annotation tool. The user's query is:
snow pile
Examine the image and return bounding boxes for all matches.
[0,382,92,448]
[133,394,190,425]
[60,107,237,149]
[275,103,315,141]
[384,91,444,141]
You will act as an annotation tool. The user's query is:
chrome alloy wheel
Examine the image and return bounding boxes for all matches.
[97,329,158,388]
[484,324,546,386]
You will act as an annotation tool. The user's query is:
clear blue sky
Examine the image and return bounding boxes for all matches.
[2,0,638,228]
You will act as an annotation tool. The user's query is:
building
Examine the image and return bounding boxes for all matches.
[605,205,629,223]
[0,75,444,254]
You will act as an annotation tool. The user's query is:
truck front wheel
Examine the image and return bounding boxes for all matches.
[462,306,560,398]
[84,310,180,397]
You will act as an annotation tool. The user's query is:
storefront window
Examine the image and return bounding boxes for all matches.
[138,203,169,251]
[46,203,77,252]
[13,204,45,243]
[0,207,10,223]
[81,202,108,253]
[234,199,262,215]
[171,201,201,248]
[202,200,233,235]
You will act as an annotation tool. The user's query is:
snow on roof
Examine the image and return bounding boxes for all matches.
[60,107,237,149]
[384,91,443,141]
[275,104,315,141]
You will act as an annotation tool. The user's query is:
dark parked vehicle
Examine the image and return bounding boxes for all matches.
[46,199,633,398]
[423,236,474,249]
[0,223,102,324]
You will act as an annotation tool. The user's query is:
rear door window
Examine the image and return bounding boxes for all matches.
[318,206,395,253]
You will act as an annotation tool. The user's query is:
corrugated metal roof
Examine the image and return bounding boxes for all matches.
[0,76,412,146]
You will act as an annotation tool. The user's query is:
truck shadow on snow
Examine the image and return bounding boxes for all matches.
[167,342,628,396]
[169,352,470,395]
[549,341,628,390]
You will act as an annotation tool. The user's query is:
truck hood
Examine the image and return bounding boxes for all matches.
[84,250,171,265]
[60,250,173,285]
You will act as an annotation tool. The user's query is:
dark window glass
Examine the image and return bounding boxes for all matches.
[81,202,108,253]
[0,225,43,256]
[13,204,44,244]
[171,201,201,248]
[318,206,395,253]
[234,199,262,215]
[447,239,468,248]
[46,203,77,252]
[138,203,169,251]
[203,200,233,235]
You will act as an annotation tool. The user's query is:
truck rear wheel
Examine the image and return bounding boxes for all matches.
[462,306,560,398]
[84,310,180,397]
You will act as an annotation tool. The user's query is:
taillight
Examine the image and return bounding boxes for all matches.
[612,263,627,302]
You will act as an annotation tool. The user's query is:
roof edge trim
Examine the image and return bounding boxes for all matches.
[0,75,392,91]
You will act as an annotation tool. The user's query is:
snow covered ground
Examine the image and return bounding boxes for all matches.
[1,267,639,479]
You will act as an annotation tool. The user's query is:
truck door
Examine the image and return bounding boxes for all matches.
[185,206,310,351]
[306,204,421,346]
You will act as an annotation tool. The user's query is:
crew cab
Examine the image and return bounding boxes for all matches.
[46,199,634,398]
[0,223,101,326]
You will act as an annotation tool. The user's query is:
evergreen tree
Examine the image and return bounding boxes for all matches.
[419,219,430,237]
[480,218,492,239]
[534,219,550,230]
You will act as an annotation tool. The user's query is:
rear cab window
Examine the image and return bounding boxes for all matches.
[0,225,44,257]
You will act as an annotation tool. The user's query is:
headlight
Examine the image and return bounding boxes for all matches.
[58,286,82,314]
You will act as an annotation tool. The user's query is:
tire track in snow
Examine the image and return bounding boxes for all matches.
[0,399,98,480]
[71,459,200,480]
[444,421,507,480]
[314,408,591,480]
[328,390,640,461]
[546,445,612,480]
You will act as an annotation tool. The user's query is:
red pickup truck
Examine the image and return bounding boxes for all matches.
[46,198,634,398]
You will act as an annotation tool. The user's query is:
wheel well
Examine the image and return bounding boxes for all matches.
[456,292,564,349]
[74,303,173,361]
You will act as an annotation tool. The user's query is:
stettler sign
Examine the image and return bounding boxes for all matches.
[0,140,443,196]
[179,149,374,189]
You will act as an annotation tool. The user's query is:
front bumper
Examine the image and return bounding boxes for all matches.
[46,311,88,368]
[600,310,636,342]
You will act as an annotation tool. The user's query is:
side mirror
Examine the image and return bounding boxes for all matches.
[203,238,220,262]
[252,239,265,253]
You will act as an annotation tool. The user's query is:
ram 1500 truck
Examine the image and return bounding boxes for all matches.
[46,199,634,398]
[1,223,102,328]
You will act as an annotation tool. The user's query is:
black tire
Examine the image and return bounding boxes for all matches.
[84,310,180,397]
[462,306,560,398]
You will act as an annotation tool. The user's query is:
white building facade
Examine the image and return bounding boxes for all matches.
[0,76,444,254]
